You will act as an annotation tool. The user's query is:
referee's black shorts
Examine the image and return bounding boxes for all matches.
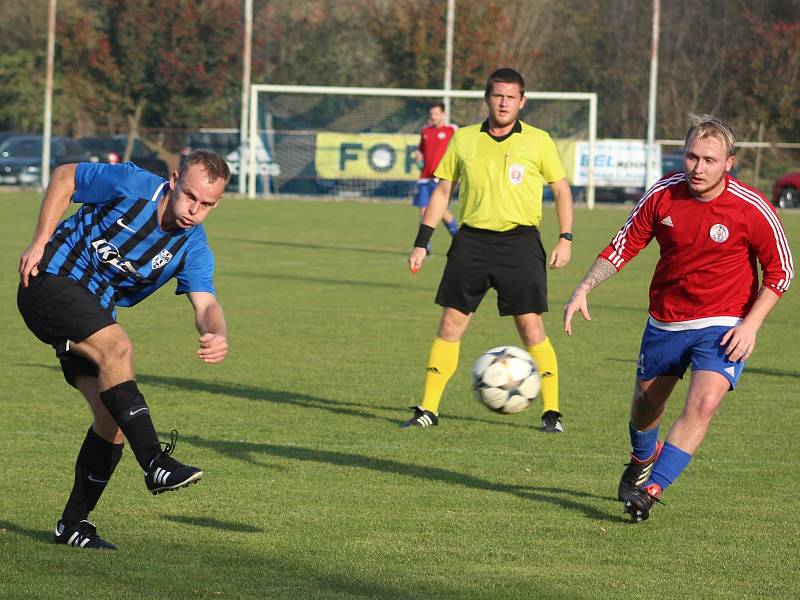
[17,272,116,387]
[435,224,548,316]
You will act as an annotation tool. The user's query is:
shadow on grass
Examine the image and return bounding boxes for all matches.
[745,366,800,379]
[217,237,405,257]
[182,435,625,524]
[19,365,533,432]
[224,271,413,291]
[162,515,263,533]
[137,372,535,431]
[0,520,52,545]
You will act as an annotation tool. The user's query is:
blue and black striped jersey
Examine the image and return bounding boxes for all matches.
[39,162,216,315]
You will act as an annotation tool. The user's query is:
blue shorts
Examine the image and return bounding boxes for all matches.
[412,179,437,208]
[636,321,745,389]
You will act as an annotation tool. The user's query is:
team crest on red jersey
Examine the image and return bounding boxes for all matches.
[509,164,525,185]
[709,224,729,243]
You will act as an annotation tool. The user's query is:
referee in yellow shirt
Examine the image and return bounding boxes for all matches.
[402,67,574,433]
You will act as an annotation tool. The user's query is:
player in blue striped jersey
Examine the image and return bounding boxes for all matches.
[17,151,230,549]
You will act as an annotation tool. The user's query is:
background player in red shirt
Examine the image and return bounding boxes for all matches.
[563,114,793,522]
[413,102,458,252]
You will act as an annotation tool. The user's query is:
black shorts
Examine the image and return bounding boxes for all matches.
[17,273,115,387]
[435,225,548,316]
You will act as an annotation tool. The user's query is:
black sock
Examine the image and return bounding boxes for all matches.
[61,427,124,526]
[100,381,161,469]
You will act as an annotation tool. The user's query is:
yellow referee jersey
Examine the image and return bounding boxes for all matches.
[434,120,566,231]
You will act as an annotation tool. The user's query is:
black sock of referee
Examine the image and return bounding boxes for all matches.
[99,380,162,470]
[61,427,124,526]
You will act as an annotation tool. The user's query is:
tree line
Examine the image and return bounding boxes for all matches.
[1,0,797,163]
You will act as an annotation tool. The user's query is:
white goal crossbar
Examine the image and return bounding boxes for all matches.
[247,84,597,207]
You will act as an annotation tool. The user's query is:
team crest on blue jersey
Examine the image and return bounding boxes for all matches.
[151,249,173,270]
[509,164,525,185]
[709,224,729,243]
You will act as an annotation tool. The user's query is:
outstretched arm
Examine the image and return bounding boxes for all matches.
[19,163,78,286]
[563,257,617,335]
[187,291,228,364]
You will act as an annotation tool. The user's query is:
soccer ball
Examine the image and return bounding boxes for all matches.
[472,346,540,414]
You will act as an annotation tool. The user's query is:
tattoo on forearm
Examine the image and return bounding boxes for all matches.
[573,258,617,296]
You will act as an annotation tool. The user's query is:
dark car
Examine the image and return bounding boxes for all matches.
[0,135,89,186]
[0,131,27,147]
[79,135,170,179]
[772,172,799,209]
[181,131,241,191]
[181,130,280,193]
[660,151,684,176]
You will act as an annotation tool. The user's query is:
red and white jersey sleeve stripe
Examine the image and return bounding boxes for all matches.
[600,173,684,270]
[727,179,794,295]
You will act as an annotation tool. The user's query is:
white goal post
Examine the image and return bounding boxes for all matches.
[246,84,597,207]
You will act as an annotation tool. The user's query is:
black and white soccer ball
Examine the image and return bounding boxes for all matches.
[472,346,540,414]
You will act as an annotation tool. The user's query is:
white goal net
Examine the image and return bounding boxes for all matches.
[246,85,597,206]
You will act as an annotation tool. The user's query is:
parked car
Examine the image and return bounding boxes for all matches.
[181,131,279,192]
[772,171,799,208]
[181,131,242,191]
[79,135,170,179]
[0,131,27,147]
[0,135,89,186]
[660,151,684,176]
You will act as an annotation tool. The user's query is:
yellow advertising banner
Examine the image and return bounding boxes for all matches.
[316,133,422,180]
[314,132,577,183]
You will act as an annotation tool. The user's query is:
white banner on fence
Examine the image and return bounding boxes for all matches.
[573,139,661,187]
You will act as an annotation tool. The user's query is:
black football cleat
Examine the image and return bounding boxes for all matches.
[399,406,438,429]
[618,441,663,502]
[144,430,203,495]
[55,520,117,550]
[624,483,663,523]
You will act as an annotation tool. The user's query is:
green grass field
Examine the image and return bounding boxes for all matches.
[0,193,797,599]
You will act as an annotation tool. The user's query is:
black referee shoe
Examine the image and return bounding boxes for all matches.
[400,406,438,428]
[55,520,117,550]
[144,430,203,495]
[540,410,564,433]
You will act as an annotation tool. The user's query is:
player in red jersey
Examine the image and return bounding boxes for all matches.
[563,114,794,522]
[413,103,458,250]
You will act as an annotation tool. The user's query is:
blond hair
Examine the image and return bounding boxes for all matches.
[684,113,736,157]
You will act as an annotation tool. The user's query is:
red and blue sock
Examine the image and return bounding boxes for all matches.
[629,422,659,462]
[648,442,692,492]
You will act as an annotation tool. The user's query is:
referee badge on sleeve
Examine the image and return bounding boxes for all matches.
[509,164,525,185]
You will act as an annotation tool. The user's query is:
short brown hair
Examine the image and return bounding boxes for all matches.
[684,113,736,157]
[181,150,231,184]
[484,68,526,99]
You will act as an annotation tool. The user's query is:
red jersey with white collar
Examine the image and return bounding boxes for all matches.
[418,124,456,179]
[599,172,793,323]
